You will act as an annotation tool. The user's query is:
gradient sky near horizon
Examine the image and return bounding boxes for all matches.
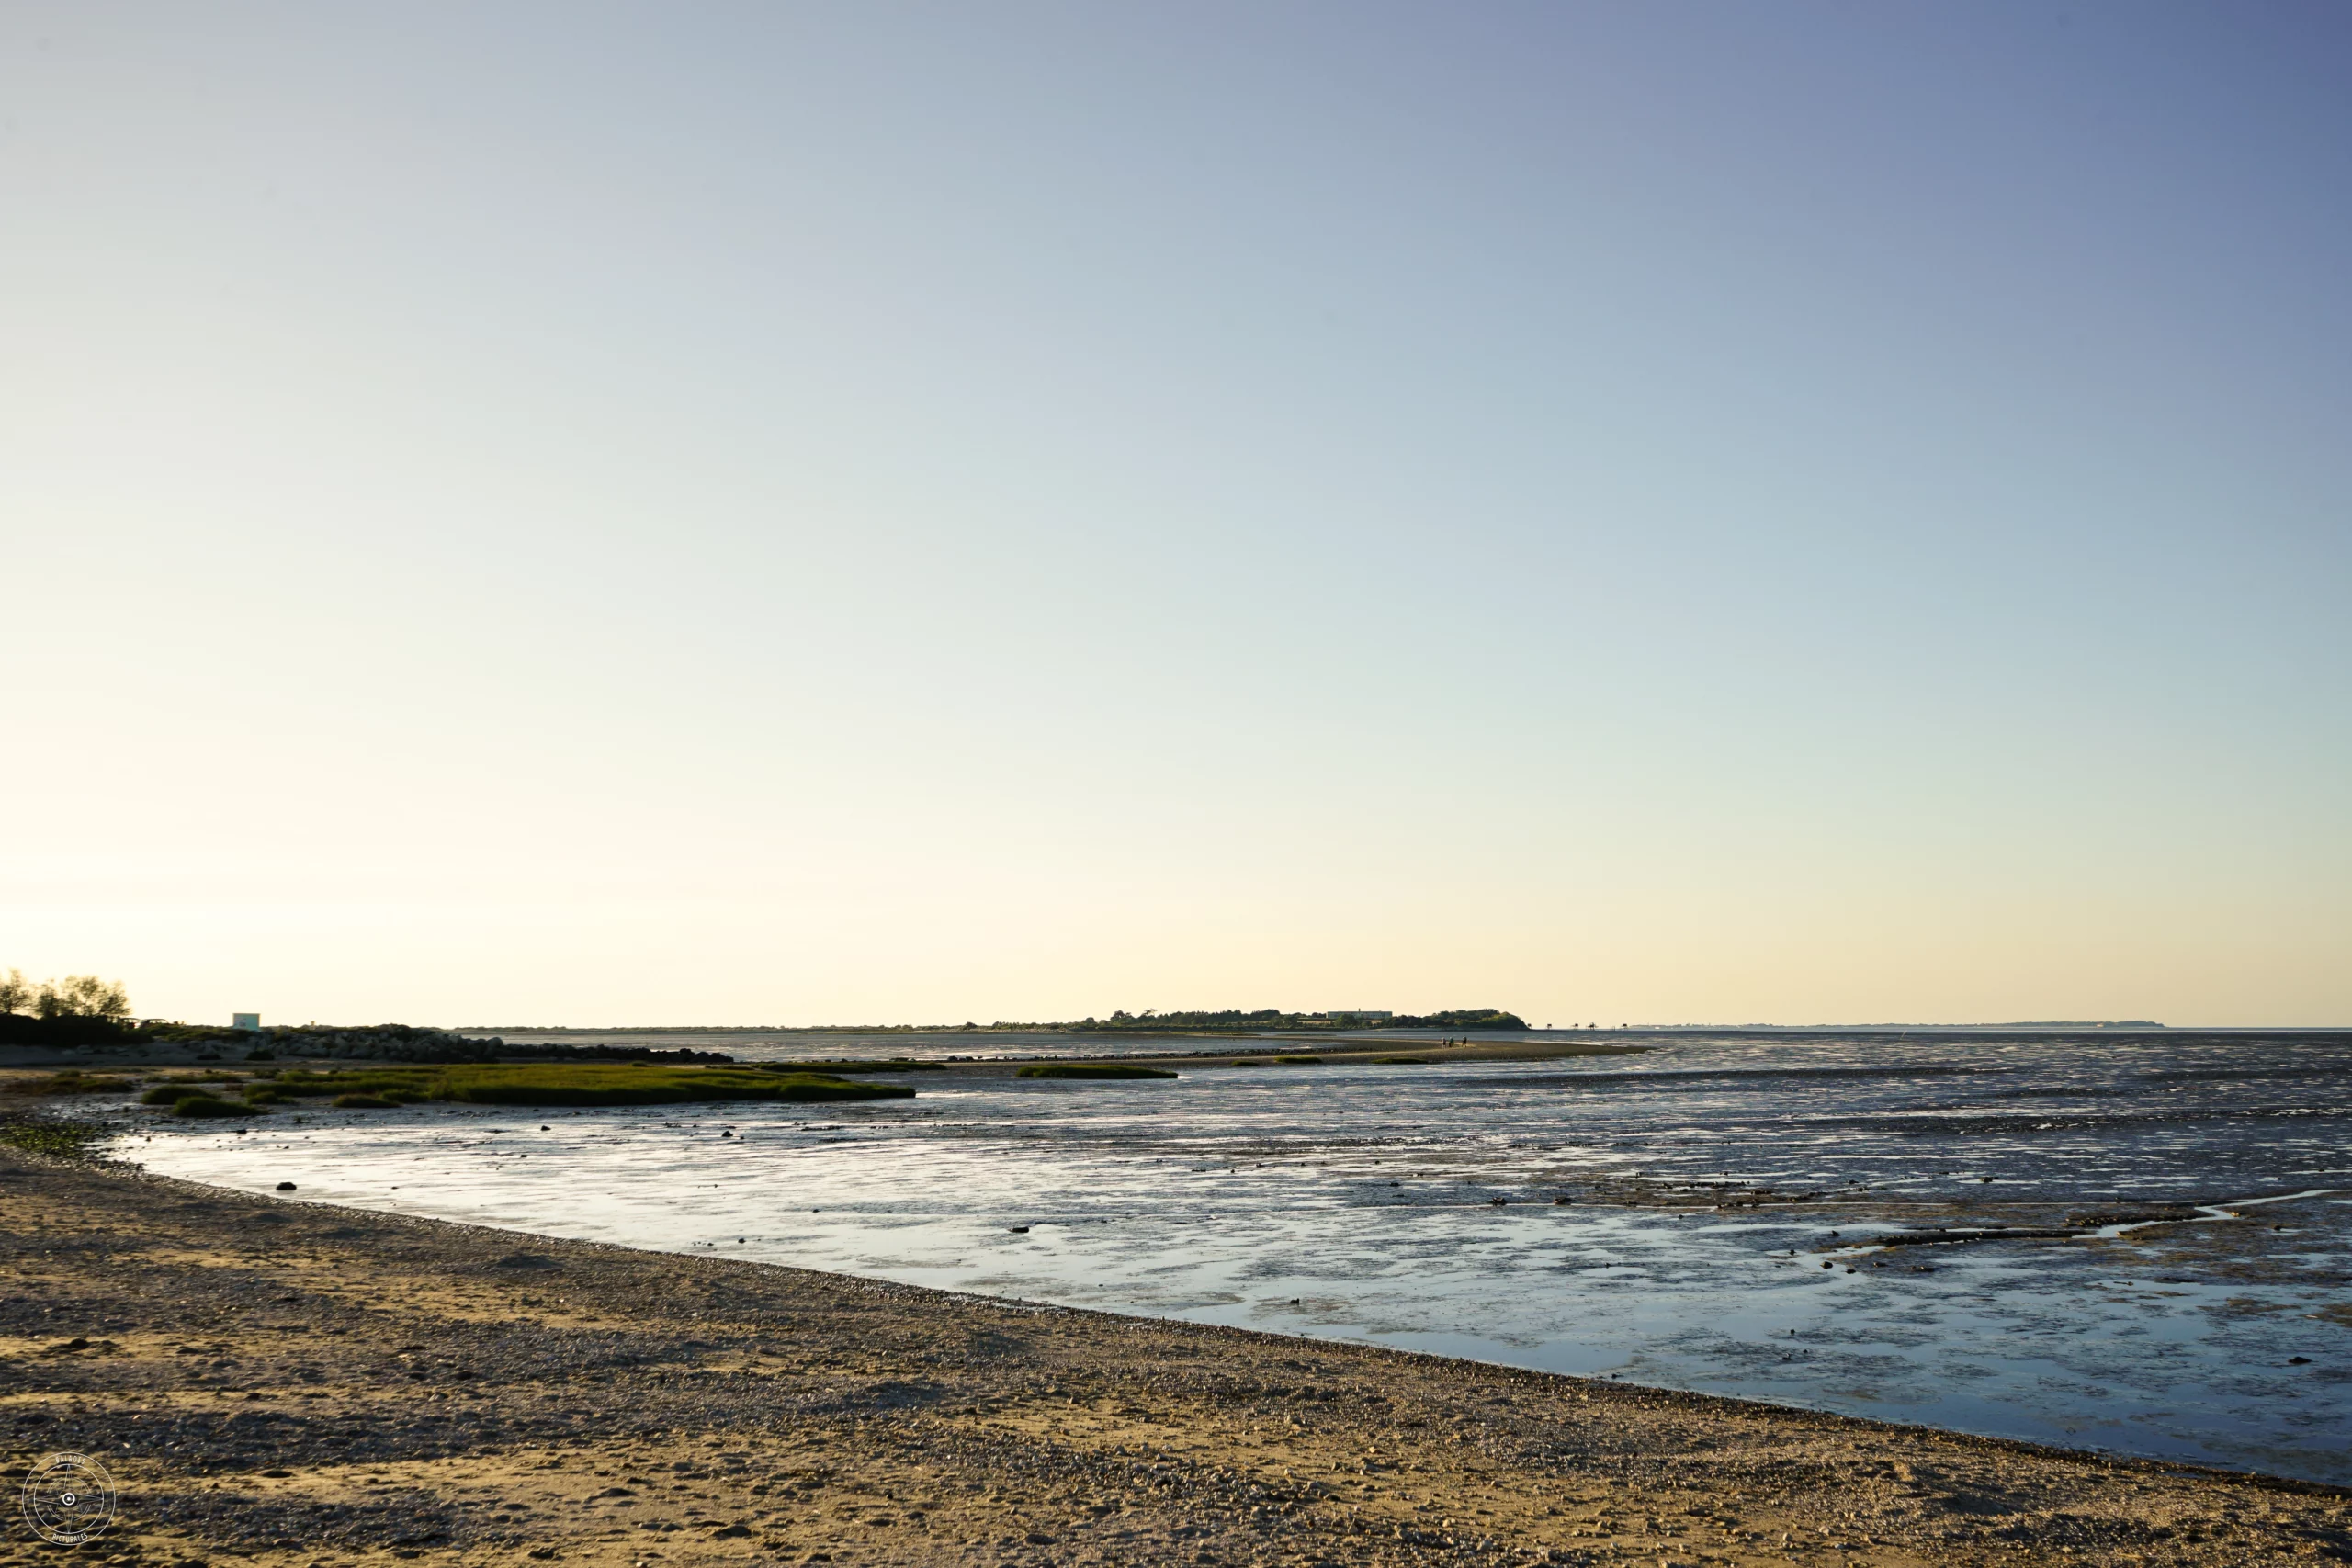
[5,3,2348,1028]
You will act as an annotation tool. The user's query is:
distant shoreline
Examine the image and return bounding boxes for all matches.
[435,1021,2352,1039]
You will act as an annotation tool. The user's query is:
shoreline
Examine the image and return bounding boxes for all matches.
[28,1043,2352,1490]
[0,1037,1648,1073]
[5,1142,2346,1565]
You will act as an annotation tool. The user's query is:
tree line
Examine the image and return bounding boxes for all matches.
[0,970,136,1047]
[0,971,131,1022]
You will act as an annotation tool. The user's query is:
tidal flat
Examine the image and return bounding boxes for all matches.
[4,1145,2348,1568]
[85,1029,2352,1488]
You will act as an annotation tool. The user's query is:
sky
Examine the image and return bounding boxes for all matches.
[4,3,2348,1028]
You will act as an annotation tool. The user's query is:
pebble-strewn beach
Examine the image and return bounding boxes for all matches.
[4,1144,2346,1567]
[120,1030,2352,1482]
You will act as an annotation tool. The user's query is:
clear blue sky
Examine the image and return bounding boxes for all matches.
[5,3,2347,1025]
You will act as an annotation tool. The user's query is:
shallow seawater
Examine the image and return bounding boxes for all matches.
[119,1032,2352,1483]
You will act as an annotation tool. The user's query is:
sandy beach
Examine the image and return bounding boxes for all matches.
[4,1137,2347,1568]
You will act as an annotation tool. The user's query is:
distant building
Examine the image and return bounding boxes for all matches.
[1321,1010,1394,1021]
[232,1013,261,1032]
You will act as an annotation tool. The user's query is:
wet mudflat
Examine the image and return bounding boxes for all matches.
[122,1031,2352,1483]
[4,1146,2348,1568]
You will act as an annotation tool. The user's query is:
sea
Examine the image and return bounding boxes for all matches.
[115,1028,2352,1484]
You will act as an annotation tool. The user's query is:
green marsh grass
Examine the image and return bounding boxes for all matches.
[271,1063,914,1109]
[172,1095,260,1119]
[6,1072,137,1097]
[142,1083,226,1107]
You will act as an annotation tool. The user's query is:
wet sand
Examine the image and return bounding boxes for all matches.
[4,1144,2347,1567]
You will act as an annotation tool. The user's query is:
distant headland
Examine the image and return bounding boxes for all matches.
[990,1007,1528,1033]
[452,1008,1532,1034]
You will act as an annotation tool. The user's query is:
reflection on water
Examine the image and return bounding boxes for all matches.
[120,1031,2352,1483]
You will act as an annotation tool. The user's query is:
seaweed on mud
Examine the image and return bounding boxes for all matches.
[0,1121,110,1159]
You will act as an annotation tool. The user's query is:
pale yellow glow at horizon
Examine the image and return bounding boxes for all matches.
[4,6,2346,1027]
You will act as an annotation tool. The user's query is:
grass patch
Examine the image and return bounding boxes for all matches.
[269,1069,424,1099]
[1227,1057,1268,1067]
[1271,1055,1327,1066]
[1013,1064,1180,1079]
[141,1083,228,1107]
[1371,1055,1431,1065]
[269,1063,916,1109]
[4,1072,137,1097]
[436,1065,909,1106]
[172,1095,260,1119]
[334,1094,397,1110]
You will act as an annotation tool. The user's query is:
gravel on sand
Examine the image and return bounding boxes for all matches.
[3,1146,2346,1567]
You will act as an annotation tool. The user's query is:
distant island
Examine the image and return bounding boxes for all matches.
[456,1008,1531,1034]
[994,1008,1528,1033]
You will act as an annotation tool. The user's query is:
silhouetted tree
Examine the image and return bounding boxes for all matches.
[33,975,131,1022]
